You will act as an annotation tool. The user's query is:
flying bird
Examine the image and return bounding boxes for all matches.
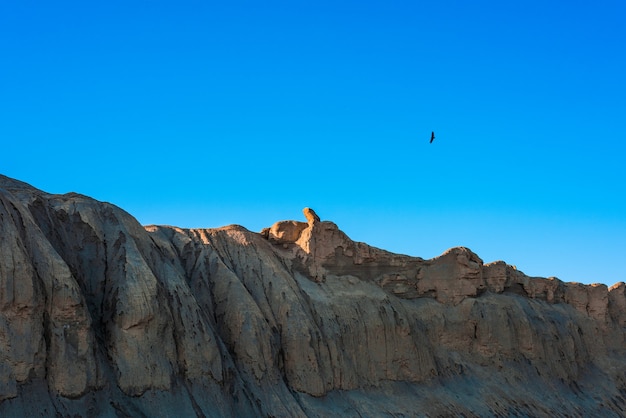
[430,131,435,143]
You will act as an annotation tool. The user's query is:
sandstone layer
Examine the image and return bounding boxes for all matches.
[0,174,625,417]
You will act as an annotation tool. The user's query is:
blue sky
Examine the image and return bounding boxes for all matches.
[2,1,625,285]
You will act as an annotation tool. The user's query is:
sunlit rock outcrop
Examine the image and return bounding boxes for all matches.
[1,174,625,417]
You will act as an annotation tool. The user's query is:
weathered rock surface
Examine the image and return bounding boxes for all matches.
[0,174,625,417]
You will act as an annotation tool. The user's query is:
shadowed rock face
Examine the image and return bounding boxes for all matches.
[1,175,625,417]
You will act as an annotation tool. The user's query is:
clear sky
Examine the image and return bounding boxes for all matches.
[2,1,625,286]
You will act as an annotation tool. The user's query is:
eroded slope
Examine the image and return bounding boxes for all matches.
[1,175,625,417]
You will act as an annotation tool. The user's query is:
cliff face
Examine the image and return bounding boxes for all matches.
[0,175,625,417]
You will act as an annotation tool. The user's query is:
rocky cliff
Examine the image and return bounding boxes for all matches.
[1,174,625,417]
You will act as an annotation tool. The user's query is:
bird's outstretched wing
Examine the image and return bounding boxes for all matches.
[430,131,435,143]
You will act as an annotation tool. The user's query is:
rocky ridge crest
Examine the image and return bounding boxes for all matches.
[1,175,625,417]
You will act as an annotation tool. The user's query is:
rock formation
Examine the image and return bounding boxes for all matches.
[0,174,625,417]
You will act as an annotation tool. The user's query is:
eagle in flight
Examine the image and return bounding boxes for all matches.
[430,131,435,143]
